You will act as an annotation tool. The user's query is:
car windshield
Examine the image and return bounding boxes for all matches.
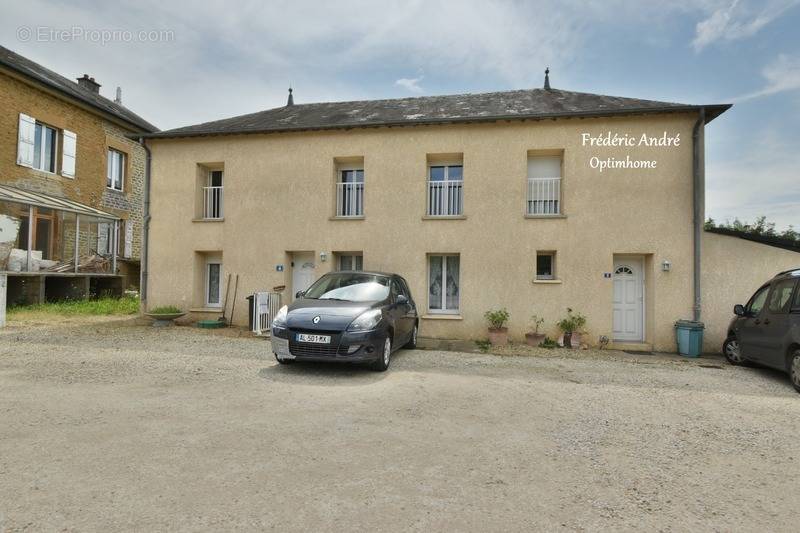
[303,273,390,302]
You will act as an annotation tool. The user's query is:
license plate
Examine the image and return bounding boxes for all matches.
[297,333,331,344]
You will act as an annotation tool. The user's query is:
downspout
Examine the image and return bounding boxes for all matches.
[692,107,705,322]
[138,137,151,310]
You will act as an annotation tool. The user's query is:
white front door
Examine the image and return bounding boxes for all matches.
[612,257,644,342]
[291,252,316,300]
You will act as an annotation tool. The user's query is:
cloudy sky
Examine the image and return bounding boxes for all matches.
[2,0,799,229]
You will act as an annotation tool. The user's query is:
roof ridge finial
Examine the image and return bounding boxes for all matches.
[287,85,294,106]
[544,67,551,90]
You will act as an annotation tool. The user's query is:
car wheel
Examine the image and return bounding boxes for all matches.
[371,336,392,372]
[789,350,800,393]
[275,354,294,365]
[404,324,418,349]
[723,337,745,365]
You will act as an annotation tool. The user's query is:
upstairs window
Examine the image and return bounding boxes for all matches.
[17,114,75,176]
[336,167,364,217]
[204,170,224,219]
[107,149,125,191]
[427,163,463,216]
[527,155,562,215]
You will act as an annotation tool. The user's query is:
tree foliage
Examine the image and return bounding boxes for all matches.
[705,216,800,243]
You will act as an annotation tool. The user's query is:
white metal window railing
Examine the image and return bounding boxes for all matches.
[336,182,364,217]
[427,179,463,216]
[527,177,561,215]
[203,186,224,219]
[252,291,282,336]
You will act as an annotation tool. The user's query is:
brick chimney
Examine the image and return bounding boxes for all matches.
[77,74,101,94]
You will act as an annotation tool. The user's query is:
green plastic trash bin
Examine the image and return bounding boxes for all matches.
[675,320,704,357]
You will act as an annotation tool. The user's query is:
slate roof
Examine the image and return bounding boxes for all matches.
[0,45,157,133]
[143,87,730,139]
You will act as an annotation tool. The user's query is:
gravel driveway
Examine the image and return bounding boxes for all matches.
[1,317,798,532]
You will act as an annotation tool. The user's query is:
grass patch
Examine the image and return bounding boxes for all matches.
[8,295,140,317]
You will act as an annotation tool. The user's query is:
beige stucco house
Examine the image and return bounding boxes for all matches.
[141,77,797,353]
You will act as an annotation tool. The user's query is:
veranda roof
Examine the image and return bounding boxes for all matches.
[0,183,119,220]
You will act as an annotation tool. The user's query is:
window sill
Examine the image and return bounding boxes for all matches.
[189,307,223,313]
[18,165,60,179]
[422,314,463,320]
[422,215,467,220]
[524,214,566,219]
[329,216,365,221]
[192,218,225,223]
[533,279,562,284]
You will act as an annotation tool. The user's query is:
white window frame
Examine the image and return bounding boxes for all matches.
[526,155,562,216]
[203,170,224,219]
[337,253,363,271]
[335,164,365,217]
[107,148,125,191]
[33,122,58,174]
[536,251,556,280]
[205,261,223,307]
[427,254,460,314]
[427,163,464,216]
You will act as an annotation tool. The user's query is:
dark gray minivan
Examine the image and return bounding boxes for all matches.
[723,268,800,392]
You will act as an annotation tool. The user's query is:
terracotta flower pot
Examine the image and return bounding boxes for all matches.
[525,332,546,346]
[569,332,582,349]
[488,327,508,346]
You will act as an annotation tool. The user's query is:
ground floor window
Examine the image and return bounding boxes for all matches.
[428,254,460,313]
[206,261,222,306]
[338,253,363,271]
[536,251,556,280]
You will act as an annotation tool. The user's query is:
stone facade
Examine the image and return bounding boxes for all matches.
[0,68,148,266]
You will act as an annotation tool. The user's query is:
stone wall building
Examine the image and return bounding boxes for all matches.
[0,45,157,301]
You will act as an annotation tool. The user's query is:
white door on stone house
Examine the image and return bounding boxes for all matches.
[291,252,316,300]
[612,257,644,342]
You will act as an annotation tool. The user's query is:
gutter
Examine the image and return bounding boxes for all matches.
[138,137,152,310]
[692,107,705,322]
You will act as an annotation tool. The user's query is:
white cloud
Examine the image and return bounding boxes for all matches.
[706,130,800,231]
[0,0,592,129]
[692,0,799,52]
[395,76,424,93]
[731,53,800,101]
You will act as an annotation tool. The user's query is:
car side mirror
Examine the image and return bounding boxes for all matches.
[295,290,305,299]
[734,304,746,317]
[396,294,409,305]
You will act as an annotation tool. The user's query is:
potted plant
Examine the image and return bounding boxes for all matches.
[557,308,586,348]
[525,315,546,346]
[484,308,510,346]
[145,305,186,327]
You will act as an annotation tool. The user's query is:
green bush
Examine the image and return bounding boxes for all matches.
[484,308,510,329]
[557,308,586,333]
[539,336,558,349]
[475,339,492,353]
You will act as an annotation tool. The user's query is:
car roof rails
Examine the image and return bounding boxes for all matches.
[776,268,800,277]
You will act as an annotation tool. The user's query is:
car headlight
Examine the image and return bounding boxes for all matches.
[347,309,382,331]
[272,305,288,328]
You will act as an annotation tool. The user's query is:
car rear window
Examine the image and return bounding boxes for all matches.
[767,279,797,314]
